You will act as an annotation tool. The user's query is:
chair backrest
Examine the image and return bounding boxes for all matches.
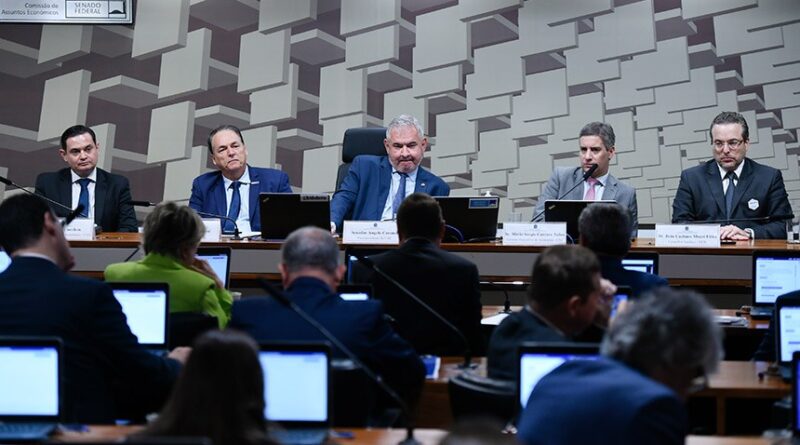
[448,371,516,424]
[168,312,218,348]
[336,127,388,191]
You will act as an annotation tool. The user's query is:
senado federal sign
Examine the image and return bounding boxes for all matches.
[0,0,132,24]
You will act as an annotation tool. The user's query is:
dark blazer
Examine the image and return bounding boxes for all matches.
[517,357,687,445]
[229,277,425,402]
[0,257,181,423]
[189,166,292,232]
[350,238,484,356]
[598,254,668,297]
[487,309,568,381]
[672,158,793,239]
[330,155,450,229]
[35,168,138,232]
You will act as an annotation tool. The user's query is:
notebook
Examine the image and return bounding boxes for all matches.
[260,343,331,445]
[0,250,10,274]
[751,251,800,319]
[517,342,599,410]
[259,193,330,240]
[543,200,616,243]
[109,283,169,352]
[435,196,499,243]
[621,252,659,274]
[0,337,62,442]
[196,247,232,288]
[776,298,800,380]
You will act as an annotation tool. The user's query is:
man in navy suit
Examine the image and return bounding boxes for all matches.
[228,226,425,403]
[330,115,450,232]
[672,111,793,240]
[0,194,188,423]
[517,288,722,445]
[579,203,667,297]
[35,125,138,232]
[189,124,292,234]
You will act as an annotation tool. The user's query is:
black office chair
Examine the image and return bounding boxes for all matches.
[331,359,377,427]
[168,312,218,348]
[335,127,388,191]
[448,371,516,424]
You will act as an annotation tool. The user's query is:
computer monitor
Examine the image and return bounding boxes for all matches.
[109,283,169,348]
[0,250,10,274]
[259,193,330,240]
[435,196,499,243]
[621,252,659,275]
[196,247,232,288]
[543,200,615,243]
[792,351,800,437]
[517,342,599,410]
[0,337,62,421]
[776,297,800,365]
[752,251,800,308]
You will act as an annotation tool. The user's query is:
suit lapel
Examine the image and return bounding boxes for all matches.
[603,175,618,201]
[248,166,260,221]
[377,157,392,219]
[414,168,430,194]
[58,169,72,211]
[731,159,754,213]
[703,161,726,215]
[568,168,584,200]
[94,169,107,226]
[213,174,228,216]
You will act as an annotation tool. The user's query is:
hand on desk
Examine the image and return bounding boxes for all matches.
[720,225,751,241]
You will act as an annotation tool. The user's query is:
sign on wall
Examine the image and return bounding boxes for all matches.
[0,0,132,23]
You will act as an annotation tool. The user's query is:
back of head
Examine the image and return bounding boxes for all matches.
[710,111,749,141]
[60,125,96,150]
[139,329,268,445]
[0,194,50,254]
[578,203,632,257]
[579,122,615,148]
[396,193,444,240]
[142,202,204,258]
[529,245,600,309]
[281,226,339,275]
[602,288,723,388]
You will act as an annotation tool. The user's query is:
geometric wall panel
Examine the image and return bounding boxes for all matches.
[37,70,91,142]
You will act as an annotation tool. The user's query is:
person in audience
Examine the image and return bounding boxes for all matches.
[130,329,275,445]
[105,202,232,327]
[672,111,793,240]
[35,124,138,232]
[517,288,723,445]
[579,202,668,296]
[487,245,614,380]
[190,124,292,234]
[351,193,484,356]
[229,226,425,404]
[330,114,450,232]
[0,194,187,423]
[533,121,638,237]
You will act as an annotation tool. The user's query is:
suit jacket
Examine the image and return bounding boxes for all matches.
[229,277,425,402]
[350,238,485,356]
[189,166,292,232]
[672,158,793,239]
[517,357,687,445]
[0,257,180,423]
[104,253,233,328]
[330,155,450,229]
[35,167,138,232]
[599,254,668,297]
[487,309,568,381]
[533,166,639,237]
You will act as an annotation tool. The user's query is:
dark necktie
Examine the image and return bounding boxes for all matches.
[225,181,241,233]
[725,171,737,219]
[77,178,91,218]
[392,172,408,216]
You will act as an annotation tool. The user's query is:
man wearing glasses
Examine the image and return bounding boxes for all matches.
[672,111,793,240]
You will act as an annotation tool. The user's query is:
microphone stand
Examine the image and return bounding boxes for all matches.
[531,163,599,222]
[481,281,514,314]
[0,175,82,217]
[195,210,243,241]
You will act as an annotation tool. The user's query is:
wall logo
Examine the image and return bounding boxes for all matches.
[65,1,126,19]
[0,0,131,23]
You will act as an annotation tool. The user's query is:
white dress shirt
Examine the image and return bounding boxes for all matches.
[70,168,97,220]
[381,167,418,221]
[222,166,252,233]
[582,172,610,200]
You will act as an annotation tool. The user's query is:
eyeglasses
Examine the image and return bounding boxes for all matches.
[712,139,744,149]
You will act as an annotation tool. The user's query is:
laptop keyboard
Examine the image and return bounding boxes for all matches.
[0,422,57,440]
[270,429,328,445]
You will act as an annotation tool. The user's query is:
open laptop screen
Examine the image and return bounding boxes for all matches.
[0,250,10,274]
[518,343,599,409]
[753,253,800,305]
[110,283,169,347]
[0,339,60,419]
[778,304,800,364]
[794,351,800,435]
[259,345,330,424]
[196,247,231,288]
[621,252,658,275]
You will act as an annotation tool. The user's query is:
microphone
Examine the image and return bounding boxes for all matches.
[531,164,599,222]
[64,204,85,226]
[0,175,79,216]
[355,254,475,369]
[257,279,421,445]
[128,200,155,207]
[194,210,242,241]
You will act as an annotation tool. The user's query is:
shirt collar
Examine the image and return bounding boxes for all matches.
[591,171,610,186]
[223,165,250,189]
[14,252,57,265]
[393,166,418,182]
[71,168,97,183]
[717,160,744,180]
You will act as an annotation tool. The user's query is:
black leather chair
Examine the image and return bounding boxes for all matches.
[448,371,516,424]
[168,312,218,348]
[335,127,388,191]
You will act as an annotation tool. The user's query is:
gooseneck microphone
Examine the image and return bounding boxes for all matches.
[531,163,599,222]
[257,279,421,445]
[0,175,79,216]
[355,254,475,369]
[63,204,86,226]
[128,199,244,240]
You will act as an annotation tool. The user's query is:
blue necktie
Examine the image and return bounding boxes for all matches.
[225,181,241,233]
[77,178,91,218]
[392,172,408,217]
[725,171,737,219]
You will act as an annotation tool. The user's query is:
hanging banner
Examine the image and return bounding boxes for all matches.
[0,1,132,24]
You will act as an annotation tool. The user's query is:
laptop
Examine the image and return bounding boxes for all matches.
[0,337,62,442]
[621,252,659,274]
[517,342,599,410]
[543,200,616,243]
[337,284,372,301]
[109,283,170,353]
[0,250,10,274]
[776,298,800,380]
[751,251,800,319]
[196,246,232,288]
[259,193,330,240]
[259,342,331,445]
[435,196,499,243]
[792,351,800,439]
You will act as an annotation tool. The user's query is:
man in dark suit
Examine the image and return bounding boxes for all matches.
[517,288,722,445]
[579,202,668,297]
[229,226,425,403]
[533,122,638,237]
[189,124,292,234]
[672,111,793,240]
[350,193,484,356]
[35,125,138,232]
[487,245,614,380]
[330,115,450,232]
[0,194,188,423]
